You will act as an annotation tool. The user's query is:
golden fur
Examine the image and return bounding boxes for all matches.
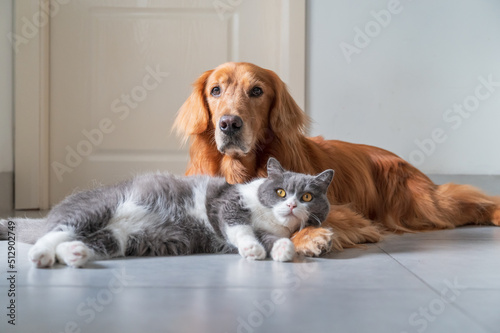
[174,62,500,256]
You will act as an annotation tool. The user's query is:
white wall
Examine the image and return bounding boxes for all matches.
[307,0,500,175]
[0,0,13,173]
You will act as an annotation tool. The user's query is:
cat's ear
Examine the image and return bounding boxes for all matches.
[267,157,285,179]
[314,169,334,191]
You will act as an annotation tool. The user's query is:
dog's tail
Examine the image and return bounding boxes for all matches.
[0,217,49,244]
[433,183,500,227]
[405,180,500,230]
[374,156,500,230]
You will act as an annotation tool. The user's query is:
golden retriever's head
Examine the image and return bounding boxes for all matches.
[174,62,307,157]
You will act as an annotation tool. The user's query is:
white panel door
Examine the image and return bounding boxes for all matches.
[18,0,305,207]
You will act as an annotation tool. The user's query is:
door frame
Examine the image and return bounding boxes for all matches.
[14,0,50,209]
[14,0,305,210]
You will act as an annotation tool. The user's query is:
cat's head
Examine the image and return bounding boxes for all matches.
[258,158,334,232]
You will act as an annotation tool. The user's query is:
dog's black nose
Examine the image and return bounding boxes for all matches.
[219,115,243,136]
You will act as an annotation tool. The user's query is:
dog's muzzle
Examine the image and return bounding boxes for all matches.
[217,115,248,155]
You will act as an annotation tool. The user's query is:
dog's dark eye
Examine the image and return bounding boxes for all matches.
[250,87,263,97]
[211,86,221,97]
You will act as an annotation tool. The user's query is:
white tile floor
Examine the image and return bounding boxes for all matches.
[1,175,499,333]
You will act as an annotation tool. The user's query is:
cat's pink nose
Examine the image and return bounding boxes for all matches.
[287,202,297,210]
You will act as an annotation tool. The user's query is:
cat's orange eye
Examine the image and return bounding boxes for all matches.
[276,189,286,198]
[302,193,313,202]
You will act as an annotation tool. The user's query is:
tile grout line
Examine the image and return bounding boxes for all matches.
[376,244,495,333]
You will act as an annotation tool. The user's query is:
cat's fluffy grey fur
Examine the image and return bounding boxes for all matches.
[1,158,333,267]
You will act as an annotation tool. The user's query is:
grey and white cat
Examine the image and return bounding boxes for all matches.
[1,158,333,268]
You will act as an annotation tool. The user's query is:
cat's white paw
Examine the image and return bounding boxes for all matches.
[238,240,266,260]
[56,241,90,268]
[271,238,295,262]
[29,245,56,268]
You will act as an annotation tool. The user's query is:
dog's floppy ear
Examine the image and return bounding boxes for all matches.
[269,72,309,136]
[173,69,213,143]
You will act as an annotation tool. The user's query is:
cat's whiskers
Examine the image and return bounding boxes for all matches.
[309,213,323,226]
[299,219,306,231]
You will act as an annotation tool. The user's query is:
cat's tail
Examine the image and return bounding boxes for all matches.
[0,217,49,244]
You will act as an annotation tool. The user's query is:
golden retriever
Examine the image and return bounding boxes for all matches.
[174,62,500,256]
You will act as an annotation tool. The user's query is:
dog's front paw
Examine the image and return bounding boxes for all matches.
[271,238,295,262]
[29,245,56,268]
[291,227,334,257]
[238,240,266,260]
